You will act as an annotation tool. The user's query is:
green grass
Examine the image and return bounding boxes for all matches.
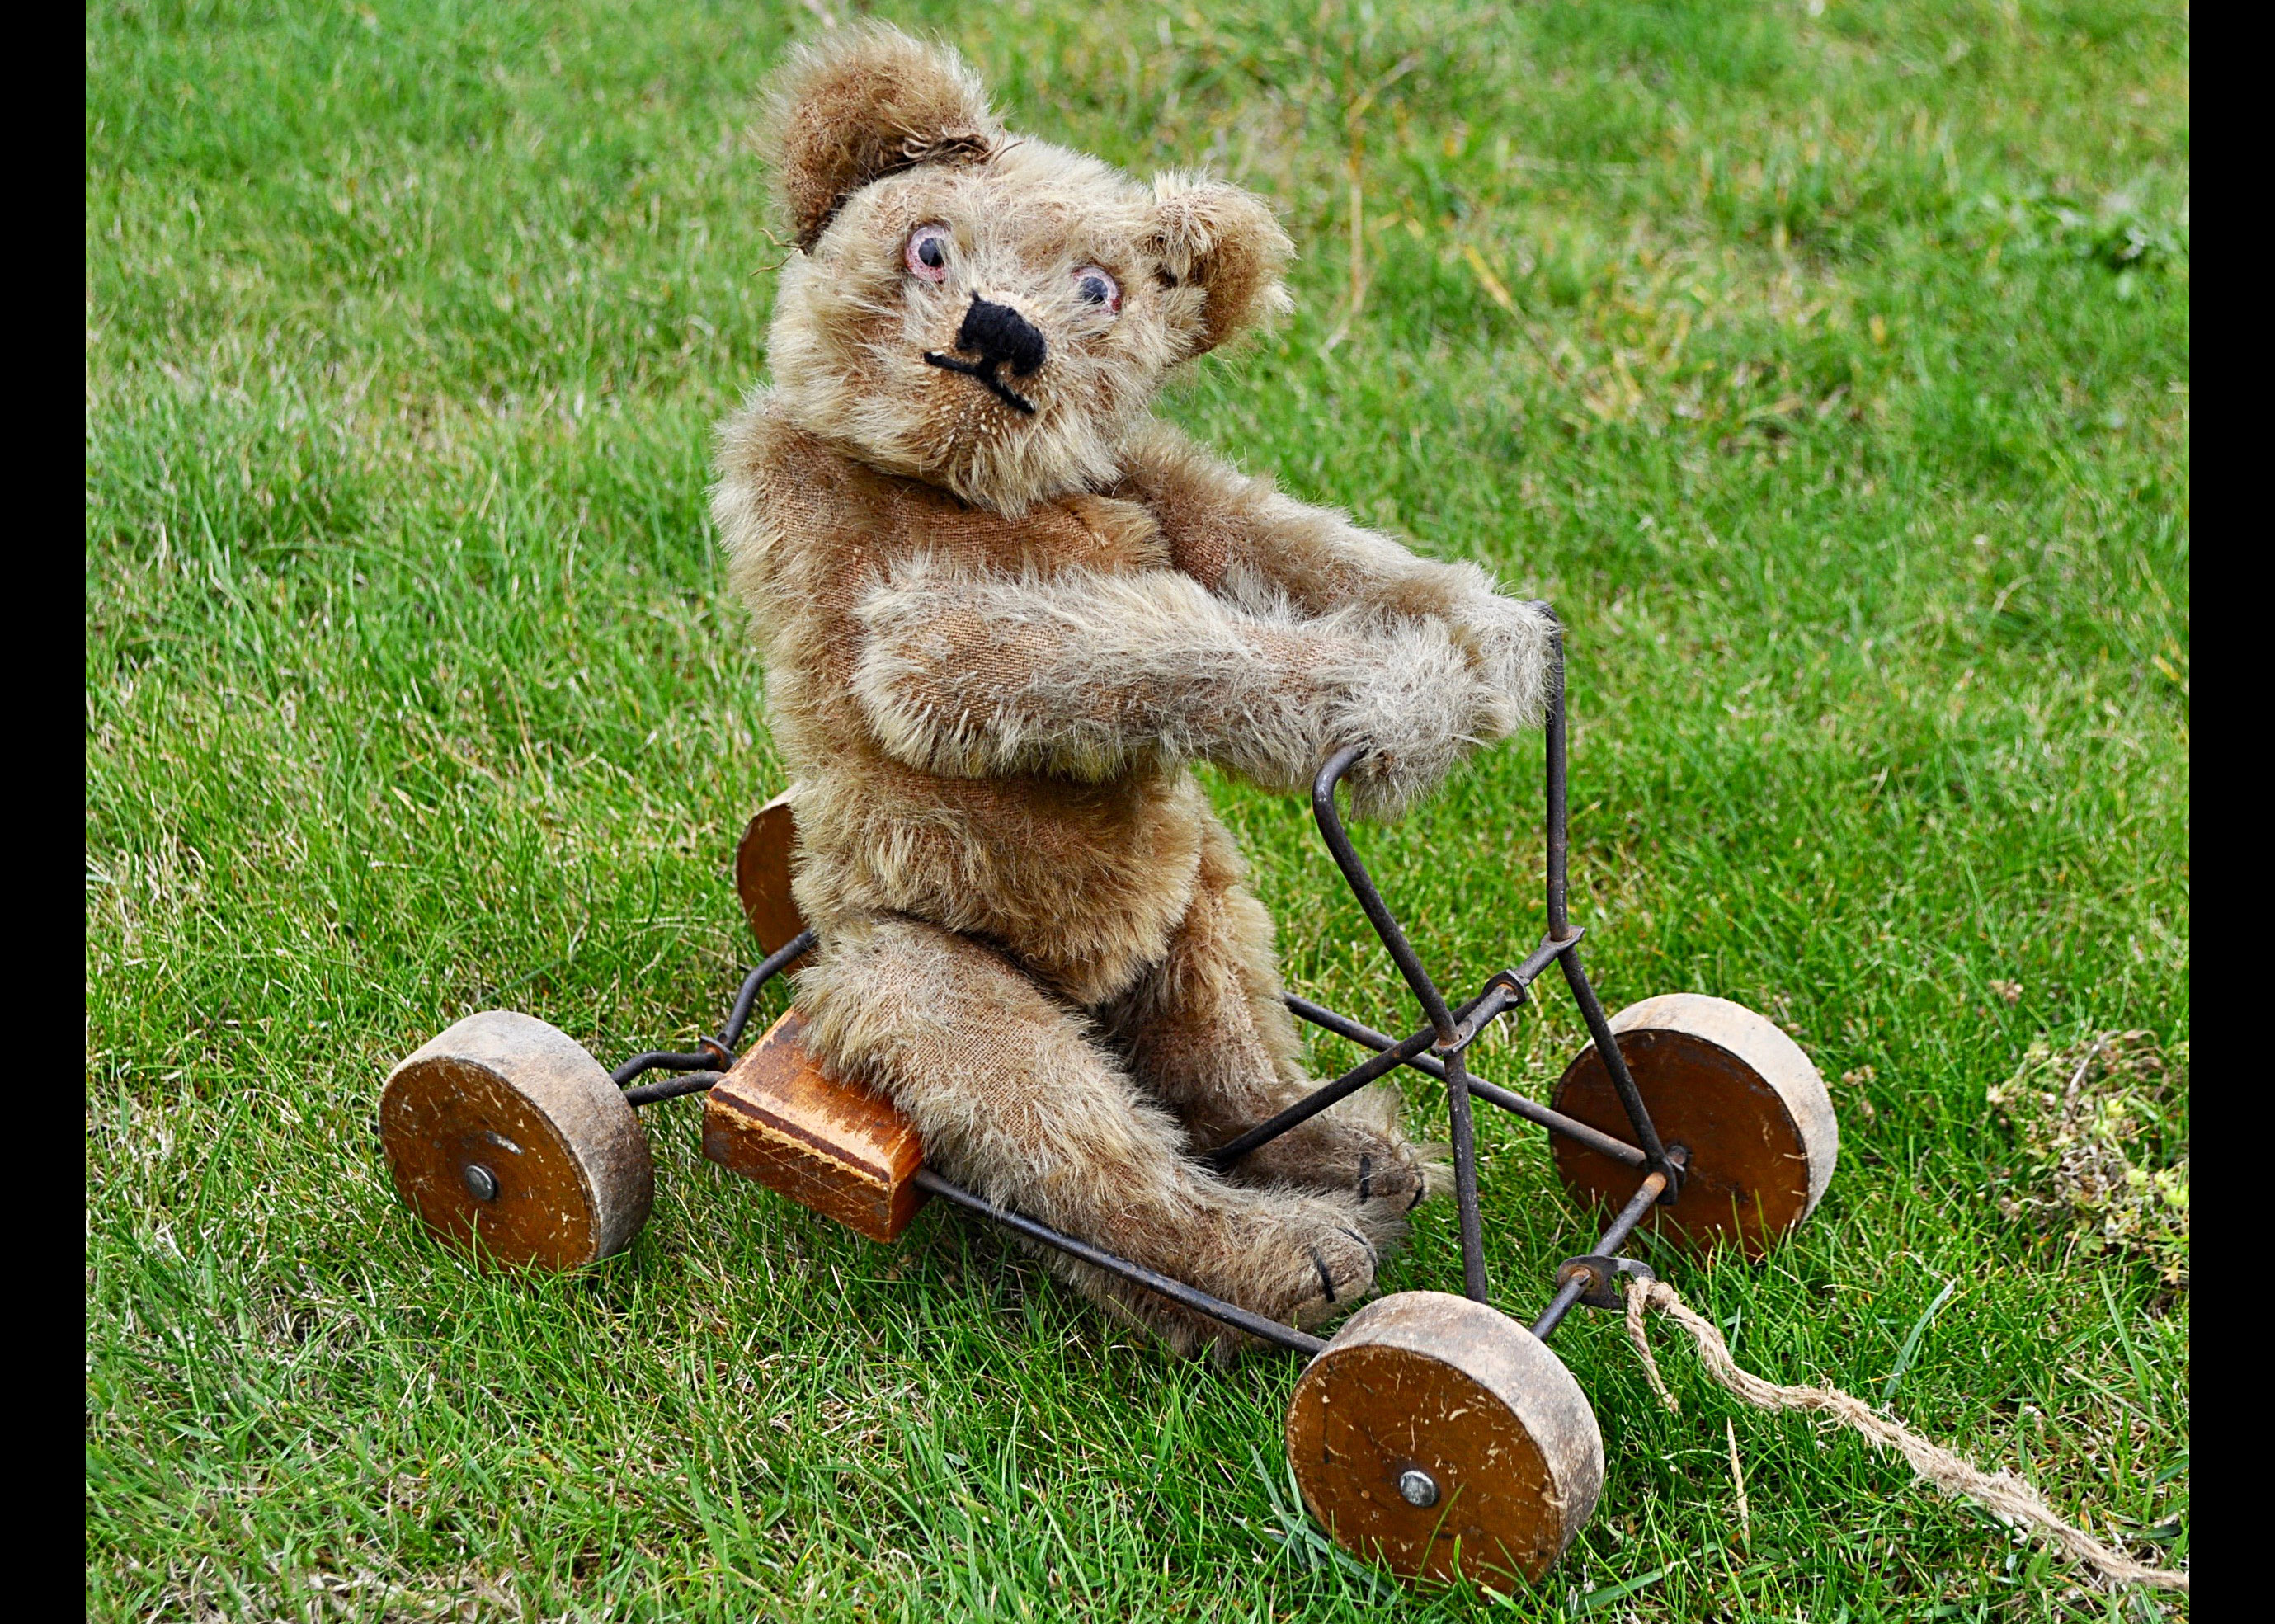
[85,1,2188,1617]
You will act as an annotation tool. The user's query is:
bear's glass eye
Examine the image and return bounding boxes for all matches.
[906,224,951,283]
[1072,266,1121,314]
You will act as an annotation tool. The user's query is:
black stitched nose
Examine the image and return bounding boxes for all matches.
[956,297,1047,377]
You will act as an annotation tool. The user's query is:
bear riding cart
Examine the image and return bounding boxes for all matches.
[378,633,1838,1589]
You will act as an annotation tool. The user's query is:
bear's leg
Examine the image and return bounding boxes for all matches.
[1095,824,1443,1257]
[796,913,1380,1355]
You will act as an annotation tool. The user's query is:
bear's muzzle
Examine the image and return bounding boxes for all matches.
[925,294,1046,414]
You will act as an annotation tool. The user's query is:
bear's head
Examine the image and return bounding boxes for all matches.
[757,23,1293,514]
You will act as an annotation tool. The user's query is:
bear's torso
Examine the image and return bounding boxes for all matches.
[718,398,1213,1006]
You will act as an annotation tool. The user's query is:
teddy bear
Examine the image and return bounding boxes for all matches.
[710,23,1556,1354]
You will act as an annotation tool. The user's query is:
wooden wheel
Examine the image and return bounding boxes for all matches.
[1285,1292,1603,1586]
[379,1010,653,1269]
[1551,993,1837,1259]
[735,786,812,967]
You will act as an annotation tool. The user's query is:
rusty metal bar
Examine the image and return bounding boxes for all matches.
[1281,996,1649,1169]
[1444,1044,1489,1301]
[1530,1273,1589,1340]
[1590,1166,1671,1259]
[1312,746,1459,1045]
[612,1047,723,1087]
[1505,927,1586,991]
[615,927,819,1090]
[1209,977,1519,1170]
[1534,631,1674,1194]
[1543,614,1571,941]
[1559,948,1674,1190]
[1529,1165,1670,1340]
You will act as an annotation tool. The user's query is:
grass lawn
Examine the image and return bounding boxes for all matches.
[85,2,2189,1617]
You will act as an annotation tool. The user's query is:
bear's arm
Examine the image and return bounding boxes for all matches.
[1107,420,1556,737]
[850,557,1495,821]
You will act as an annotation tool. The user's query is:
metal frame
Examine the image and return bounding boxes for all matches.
[610,620,1677,1352]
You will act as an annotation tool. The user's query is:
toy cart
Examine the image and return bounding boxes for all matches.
[378,630,1837,1587]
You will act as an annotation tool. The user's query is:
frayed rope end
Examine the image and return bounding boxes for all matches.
[1619,1278,2187,1595]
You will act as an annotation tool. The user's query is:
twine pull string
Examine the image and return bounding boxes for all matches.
[1620,1278,2188,1595]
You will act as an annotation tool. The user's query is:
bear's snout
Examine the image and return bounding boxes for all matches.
[955,296,1048,378]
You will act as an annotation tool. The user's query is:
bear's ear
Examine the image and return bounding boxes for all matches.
[762,24,1003,253]
[1149,176,1296,356]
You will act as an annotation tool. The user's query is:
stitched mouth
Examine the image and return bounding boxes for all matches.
[923,351,1037,415]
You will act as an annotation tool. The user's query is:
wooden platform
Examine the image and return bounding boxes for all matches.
[702,1008,926,1242]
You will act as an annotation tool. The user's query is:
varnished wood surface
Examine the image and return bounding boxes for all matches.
[704,1009,926,1242]
[1551,992,1838,1259]
[735,788,812,967]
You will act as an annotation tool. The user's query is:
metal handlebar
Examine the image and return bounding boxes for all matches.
[1310,745,1489,1299]
[1310,744,1461,1047]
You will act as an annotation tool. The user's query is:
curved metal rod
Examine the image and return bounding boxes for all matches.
[720,928,819,1050]
[1534,629,1674,1190]
[624,1070,723,1107]
[1311,745,1458,1045]
[613,925,821,1090]
[611,1047,722,1087]
[1312,744,1488,1299]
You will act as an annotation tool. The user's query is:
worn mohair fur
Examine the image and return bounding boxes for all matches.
[714,24,1557,1354]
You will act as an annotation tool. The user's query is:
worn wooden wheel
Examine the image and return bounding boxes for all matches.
[1551,993,1837,1259]
[379,1010,654,1269]
[735,785,812,967]
[1285,1292,1603,1586]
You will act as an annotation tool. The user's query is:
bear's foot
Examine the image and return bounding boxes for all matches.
[1212,1077,1450,1246]
[1234,1114,1447,1208]
[1075,1186,1382,1362]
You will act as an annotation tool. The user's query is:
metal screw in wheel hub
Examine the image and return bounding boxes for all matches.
[462,1162,500,1203]
[1397,1468,1440,1508]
